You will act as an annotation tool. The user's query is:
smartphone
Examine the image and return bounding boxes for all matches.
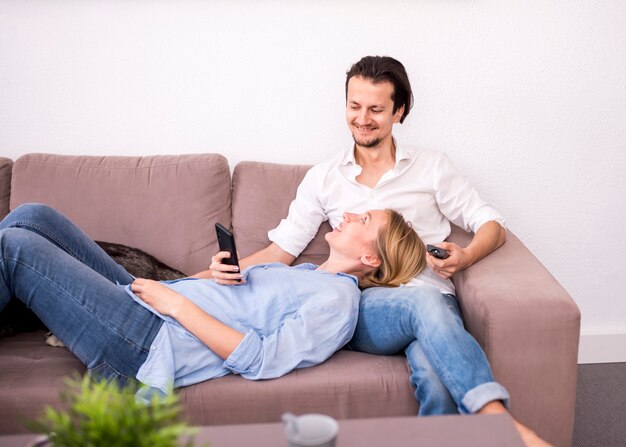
[427,244,450,260]
[215,223,241,281]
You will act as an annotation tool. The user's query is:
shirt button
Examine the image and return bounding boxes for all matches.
[151,345,156,351]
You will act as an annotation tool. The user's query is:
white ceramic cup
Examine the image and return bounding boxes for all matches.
[282,413,339,447]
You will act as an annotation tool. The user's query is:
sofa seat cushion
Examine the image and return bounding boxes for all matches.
[178,350,418,426]
[0,333,418,433]
[0,331,85,433]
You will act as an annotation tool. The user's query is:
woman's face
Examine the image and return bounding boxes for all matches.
[325,210,388,259]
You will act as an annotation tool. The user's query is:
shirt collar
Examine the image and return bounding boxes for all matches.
[340,138,414,170]
[395,142,413,164]
[340,146,358,167]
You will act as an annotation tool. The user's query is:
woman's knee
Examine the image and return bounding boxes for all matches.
[11,203,58,221]
[2,203,60,228]
[0,227,45,258]
[0,226,36,246]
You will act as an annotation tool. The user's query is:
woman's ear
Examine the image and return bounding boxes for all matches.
[360,253,381,269]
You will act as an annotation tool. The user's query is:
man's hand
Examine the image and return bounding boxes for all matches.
[191,242,295,283]
[426,242,470,279]
[131,278,185,318]
[209,251,245,285]
[427,221,506,279]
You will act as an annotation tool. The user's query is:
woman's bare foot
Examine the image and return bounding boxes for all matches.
[477,401,553,447]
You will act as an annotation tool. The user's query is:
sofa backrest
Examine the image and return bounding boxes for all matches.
[0,158,12,221]
[10,153,231,275]
[231,161,332,265]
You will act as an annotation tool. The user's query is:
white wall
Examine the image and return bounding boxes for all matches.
[2,1,625,353]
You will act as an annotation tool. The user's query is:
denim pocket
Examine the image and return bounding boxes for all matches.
[88,361,134,387]
[443,293,464,322]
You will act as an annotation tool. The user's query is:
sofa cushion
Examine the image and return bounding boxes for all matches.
[178,350,418,426]
[0,157,12,220]
[231,161,332,265]
[10,153,231,275]
[0,332,418,434]
[0,331,85,433]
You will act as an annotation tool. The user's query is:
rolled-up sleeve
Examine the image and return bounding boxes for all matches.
[433,153,506,233]
[268,166,328,257]
[223,283,359,380]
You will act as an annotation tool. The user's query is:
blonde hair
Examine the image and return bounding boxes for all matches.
[359,209,426,289]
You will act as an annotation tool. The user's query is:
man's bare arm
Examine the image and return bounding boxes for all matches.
[240,242,296,269]
[428,220,506,279]
[190,242,296,283]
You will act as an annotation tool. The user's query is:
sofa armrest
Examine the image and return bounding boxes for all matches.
[449,229,580,447]
[0,157,12,220]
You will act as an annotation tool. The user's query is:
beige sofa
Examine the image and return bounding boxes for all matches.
[0,153,580,446]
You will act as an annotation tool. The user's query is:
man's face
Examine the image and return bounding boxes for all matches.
[346,76,404,150]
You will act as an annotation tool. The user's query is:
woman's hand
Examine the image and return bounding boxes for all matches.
[426,242,470,279]
[131,278,185,318]
[209,251,245,285]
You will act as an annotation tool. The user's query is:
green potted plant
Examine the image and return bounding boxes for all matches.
[28,374,208,447]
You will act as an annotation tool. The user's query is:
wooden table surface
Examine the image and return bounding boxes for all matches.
[1,414,524,447]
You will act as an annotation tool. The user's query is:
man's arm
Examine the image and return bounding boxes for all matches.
[241,243,297,269]
[429,153,507,279]
[428,220,506,279]
[189,242,296,283]
[192,165,327,281]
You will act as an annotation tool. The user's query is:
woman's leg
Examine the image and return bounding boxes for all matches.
[348,285,509,415]
[0,203,132,285]
[0,227,162,385]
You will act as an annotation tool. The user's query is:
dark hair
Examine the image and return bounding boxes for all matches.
[345,56,413,123]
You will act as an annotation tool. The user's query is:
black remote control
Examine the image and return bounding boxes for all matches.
[427,244,450,260]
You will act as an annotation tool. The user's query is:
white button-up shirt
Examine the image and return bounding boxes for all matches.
[268,143,505,294]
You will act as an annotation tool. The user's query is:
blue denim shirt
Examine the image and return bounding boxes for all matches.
[123,263,359,399]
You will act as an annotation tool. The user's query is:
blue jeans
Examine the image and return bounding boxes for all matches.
[0,204,163,385]
[348,285,510,415]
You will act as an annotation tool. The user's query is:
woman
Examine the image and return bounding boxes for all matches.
[0,203,424,399]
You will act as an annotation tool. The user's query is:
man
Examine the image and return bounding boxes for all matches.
[202,56,548,446]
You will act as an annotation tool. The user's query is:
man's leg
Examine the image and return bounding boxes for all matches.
[0,203,132,285]
[403,339,458,414]
[349,285,509,415]
[0,227,162,384]
[349,286,457,415]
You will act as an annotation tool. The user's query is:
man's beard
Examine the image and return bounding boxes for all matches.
[352,134,381,149]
